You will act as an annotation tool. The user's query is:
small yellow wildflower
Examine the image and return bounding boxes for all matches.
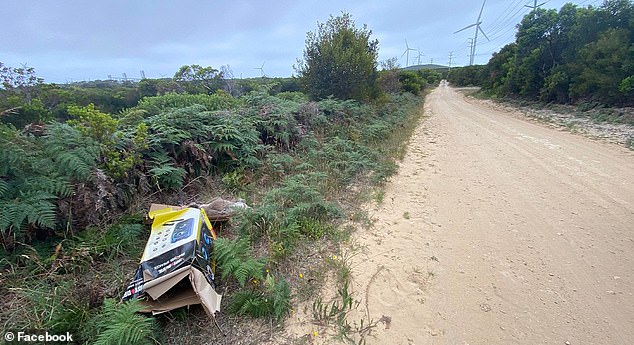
[332,255,337,260]
[313,330,318,337]
[299,273,304,279]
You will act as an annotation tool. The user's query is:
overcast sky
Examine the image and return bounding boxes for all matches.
[1,0,602,83]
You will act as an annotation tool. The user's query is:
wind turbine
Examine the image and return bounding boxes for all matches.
[254,62,266,78]
[454,0,490,66]
[401,40,416,67]
[416,49,424,65]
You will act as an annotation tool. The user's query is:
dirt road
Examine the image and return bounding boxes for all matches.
[349,85,634,345]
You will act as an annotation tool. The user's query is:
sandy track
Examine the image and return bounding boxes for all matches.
[349,85,634,345]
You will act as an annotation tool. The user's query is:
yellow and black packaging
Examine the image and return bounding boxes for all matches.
[122,204,221,316]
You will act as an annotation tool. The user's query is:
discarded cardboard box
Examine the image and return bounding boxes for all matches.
[122,204,222,316]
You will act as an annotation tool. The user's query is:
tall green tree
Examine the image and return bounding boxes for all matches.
[483,43,517,95]
[173,64,224,94]
[296,12,379,101]
[478,0,634,106]
[570,28,632,103]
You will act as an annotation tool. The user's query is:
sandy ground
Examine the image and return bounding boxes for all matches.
[470,95,634,147]
[331,84,634,345]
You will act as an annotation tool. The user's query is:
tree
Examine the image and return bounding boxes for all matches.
[377,57,401,94]
[0,62,43,95]
[220,65,238,96]
[479,0,634,106]
[0,63,46,126]
[570,28,632,104]
[173,64,224,94]
[398,71,426,95]
[482,43,516,94]
[296,12,379,101]
[67,103,118,143]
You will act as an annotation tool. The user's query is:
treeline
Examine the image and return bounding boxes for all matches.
[0,65,300,129]
[448,0,634,106]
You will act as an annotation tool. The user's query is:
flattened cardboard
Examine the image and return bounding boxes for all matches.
[140,286,201,315]
[139,267,222,316]
[143,266,191,300]
[190,268,221,315]
[123,204,221,317]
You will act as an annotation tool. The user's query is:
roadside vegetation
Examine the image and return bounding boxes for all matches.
[448,0,634,122]
[1,12,437,344]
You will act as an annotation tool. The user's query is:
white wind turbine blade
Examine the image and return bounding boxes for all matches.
[454,23,478,34]
[479,26,490,41]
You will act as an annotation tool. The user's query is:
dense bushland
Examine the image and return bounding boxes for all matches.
[448,0,634,107]
[0,10,437,343]
[1,78,428,343]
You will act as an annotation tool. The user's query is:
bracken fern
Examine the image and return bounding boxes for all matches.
[93,299,158,345]
[227,273,291,320]
[215,237,265,287]
[0,123,100,243]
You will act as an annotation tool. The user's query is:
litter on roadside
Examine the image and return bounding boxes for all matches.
[122,203,222,317]
[192,197,250,222]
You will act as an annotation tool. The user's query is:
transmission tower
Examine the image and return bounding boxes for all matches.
[448,51,454,73]
[525,0,546,10]
[468,38,475,60]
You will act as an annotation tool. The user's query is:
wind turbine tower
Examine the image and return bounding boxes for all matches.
[454,0,490,66]
[416,49,424,65]
[401,40,416,67]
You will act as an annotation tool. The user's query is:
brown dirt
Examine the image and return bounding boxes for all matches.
[287,84,634,344]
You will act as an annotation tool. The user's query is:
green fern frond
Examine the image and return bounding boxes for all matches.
[26,199,57,229]
[93,299,157,345]
[207,142,237,154]
[43,123,100,181]
[234,261,254,287]
[0,202,17,232]
[215,238,265,287]
[23,176,73,198]
[272,277,291,320]
[0,190,57,232]
[226,274,291,320]
[227,290,274,318]
[57,152,94,180]
[148,164,185,189]
[0,179,7,197]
